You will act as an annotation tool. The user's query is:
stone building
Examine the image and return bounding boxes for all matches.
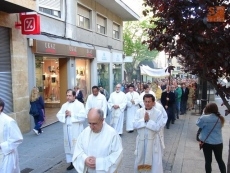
[0,0,138,132]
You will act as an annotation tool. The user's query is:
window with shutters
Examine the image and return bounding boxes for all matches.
[113,23,120,39]
[97,15,106,34]
[77,5,91,29]
[0,27,13,113]
[39,0,61,18]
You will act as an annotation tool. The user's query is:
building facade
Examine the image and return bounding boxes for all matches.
[0,0,138,132]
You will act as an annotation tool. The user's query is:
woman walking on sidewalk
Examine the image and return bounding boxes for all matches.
[29,87,45,135]
[196,103,226,173]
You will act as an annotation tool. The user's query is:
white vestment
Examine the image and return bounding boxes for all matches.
[139,91,156,107]
[154,102,167,150]
[108,91,127,134]
[133,107,164,173]
[86,93,107,118]
[72,122,123,173]
[0,112,23,173]
[56,100,86,162]
[125,91,140,131]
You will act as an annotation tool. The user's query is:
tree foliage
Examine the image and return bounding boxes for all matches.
[143,0,230,111]
[123,20,158,81]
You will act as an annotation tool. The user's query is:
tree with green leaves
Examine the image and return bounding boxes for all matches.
[142,0,230,171]
[123,19,158,82]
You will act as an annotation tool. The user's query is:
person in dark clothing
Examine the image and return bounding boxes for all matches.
[99,86,110,101]
[74,86,84,103]
[170,85,178,122]
[161,85,175,129]
[29,87,45,135]
[180,83,189,115]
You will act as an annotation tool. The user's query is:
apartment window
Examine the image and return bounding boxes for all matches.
[78,5,91,29]
[39,0,61,18]
[113,23,120,39]
[97,15,106,34]
[177,66,181,70]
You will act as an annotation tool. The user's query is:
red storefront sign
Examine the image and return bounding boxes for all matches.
[15,14,41,35]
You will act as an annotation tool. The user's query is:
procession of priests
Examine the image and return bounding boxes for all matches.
[1,81,167,173]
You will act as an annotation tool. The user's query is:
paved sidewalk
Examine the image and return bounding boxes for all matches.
[19,97,230,173]
[172,97,230,173]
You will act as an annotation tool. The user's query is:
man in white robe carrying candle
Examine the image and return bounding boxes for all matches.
[134,94,166,173]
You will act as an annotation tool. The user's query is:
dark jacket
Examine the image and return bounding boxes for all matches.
[30,96,45,120]
[181,87,189,101]
[161,91,175,108]
[76,90,84,103]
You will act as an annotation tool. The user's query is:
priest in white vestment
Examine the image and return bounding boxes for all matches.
[133,94,165,173]
[85,86,107,118]
[72,108,123,173]
[139,84,156,107]
[0,98,23,173]
[108,84,127,135]
[56,89,86,170]
[125,84,140,132]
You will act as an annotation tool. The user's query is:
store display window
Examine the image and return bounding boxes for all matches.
[76,59,91,101]
[113,64,122,89]
[35,56,60,104]
[97,64,110,93]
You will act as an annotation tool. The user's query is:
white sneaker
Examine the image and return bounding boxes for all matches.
[33,129,39,135]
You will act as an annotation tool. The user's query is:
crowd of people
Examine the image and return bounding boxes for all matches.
[0,76,226,173]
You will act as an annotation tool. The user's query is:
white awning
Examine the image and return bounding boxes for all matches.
[140,65,169,78]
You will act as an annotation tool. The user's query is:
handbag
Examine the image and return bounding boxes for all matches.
[199,117,219,150]
[29,102,39,117]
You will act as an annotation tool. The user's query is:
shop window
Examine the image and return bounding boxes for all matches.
[113,64,122,89]
[113,23,120,39]
[39,0,61,18]
[97,15,106,34]
[77,5,91,29]
[97,64,110,93]
[76,59,91,101]
[35,57,60,105]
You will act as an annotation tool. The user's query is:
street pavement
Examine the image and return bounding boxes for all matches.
[19,96,230,173]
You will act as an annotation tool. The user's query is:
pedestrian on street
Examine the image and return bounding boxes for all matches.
[85,86,107,118]
[174,83,182,119]
[170,84,178,121]
[133,94,165,173]
[29,87,45,135]
[125,84,140,133]
[161,85,175,129]
[74,86,84,103]
[0,98,23,173]
[56,89,86,171]
[196,103,226,173]
[72,108,123,173]
[180,83,189,115]
[139,84,156,107]
[108,83,127,135]
[99,86,110,101]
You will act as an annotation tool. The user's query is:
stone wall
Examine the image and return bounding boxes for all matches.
[0,11,30,133]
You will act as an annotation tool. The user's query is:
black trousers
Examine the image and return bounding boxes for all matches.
[202,143,226,173]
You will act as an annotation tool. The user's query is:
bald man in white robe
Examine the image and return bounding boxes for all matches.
[72,108,123,173]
